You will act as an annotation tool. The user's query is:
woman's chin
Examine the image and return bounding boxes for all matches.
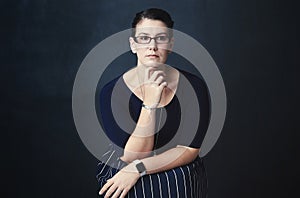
[143,61,164,68]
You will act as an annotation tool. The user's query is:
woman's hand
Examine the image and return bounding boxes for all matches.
[142,68,168,108]
[99,163,140,198]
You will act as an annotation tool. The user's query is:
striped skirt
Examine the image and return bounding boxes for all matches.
[96,147,208,198]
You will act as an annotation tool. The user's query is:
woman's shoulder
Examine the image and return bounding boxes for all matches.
[176,68,210,104]
[177,68,206,86]
[100,74,124,96]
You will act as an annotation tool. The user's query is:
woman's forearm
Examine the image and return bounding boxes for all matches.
[141,146,200,174]
[122,108,157,162]
[121,146,200,176]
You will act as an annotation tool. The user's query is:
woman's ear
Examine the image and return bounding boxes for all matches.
[129,37,137,54]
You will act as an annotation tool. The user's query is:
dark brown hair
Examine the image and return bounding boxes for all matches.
[131,8,174,37]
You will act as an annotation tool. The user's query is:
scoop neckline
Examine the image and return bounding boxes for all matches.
[121,70,181,108]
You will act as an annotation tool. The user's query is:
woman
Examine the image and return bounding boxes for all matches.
[97,8,210,198]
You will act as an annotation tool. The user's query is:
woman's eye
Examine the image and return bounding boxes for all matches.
[157,36,168,41]
[140,36,149,40]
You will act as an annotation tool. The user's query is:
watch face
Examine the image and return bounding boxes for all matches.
[136,162,146,173]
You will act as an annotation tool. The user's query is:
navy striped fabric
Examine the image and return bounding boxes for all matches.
[96,148,208,198]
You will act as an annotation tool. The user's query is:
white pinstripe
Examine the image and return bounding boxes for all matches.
[164,172,171,198]
[109,167,113,178]
[141,177,146,198]
[172,169,180,198]
[186,166,194,198]
[116,160,121,170]
[101,149,111,157]
[180,167,188,198]
[96,150,115,178]
[97,166,111,183]
[157,174,163,198]
[97,156,205,197]
[134,186,137,197]
[149,175,154,198]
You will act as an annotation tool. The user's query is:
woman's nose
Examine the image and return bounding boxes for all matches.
[148,39,158,50]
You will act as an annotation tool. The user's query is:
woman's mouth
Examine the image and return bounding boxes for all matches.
[146,54,159,58]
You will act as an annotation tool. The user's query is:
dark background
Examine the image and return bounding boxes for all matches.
[2,0,299,197]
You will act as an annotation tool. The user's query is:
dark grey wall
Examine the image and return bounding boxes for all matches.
[2,0,299,197]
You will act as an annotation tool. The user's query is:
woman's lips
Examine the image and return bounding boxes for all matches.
[146,55,159,58]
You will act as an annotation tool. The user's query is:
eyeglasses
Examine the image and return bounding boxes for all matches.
[133,35,170,44]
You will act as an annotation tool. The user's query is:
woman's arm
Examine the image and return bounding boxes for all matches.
[139,145,199,174]
[121,107,156,161]
[100,145,199,198]
[121,68,168,162]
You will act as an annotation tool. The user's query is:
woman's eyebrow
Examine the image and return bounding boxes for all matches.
[155,32,168,36]
[136,32,168,36]
[136,32,150,36]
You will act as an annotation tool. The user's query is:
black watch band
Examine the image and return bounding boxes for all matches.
[133,159,147,177]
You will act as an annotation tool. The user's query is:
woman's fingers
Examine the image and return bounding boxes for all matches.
[99,179,113,195]
[142,68,168,107]
[108,185,131,198]
[111,188,123,198]
[159,81,168,90]
[119,188,130,198]
[104,183,118,198]
[149,70,166,82]
[99,169,139,198]
[144,67,166,81]
[144,67,152,80]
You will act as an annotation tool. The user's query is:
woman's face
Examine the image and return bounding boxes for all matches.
[130,19,173,68]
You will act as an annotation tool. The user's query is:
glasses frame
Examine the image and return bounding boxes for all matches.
[133,35,171,44]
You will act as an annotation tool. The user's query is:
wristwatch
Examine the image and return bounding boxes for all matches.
[133,159,147,177]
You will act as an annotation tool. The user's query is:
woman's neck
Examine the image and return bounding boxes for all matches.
[135,64,167,82]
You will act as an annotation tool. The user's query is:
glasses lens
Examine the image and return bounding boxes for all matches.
[156,36,169,44]
[134,36,170,44]
[135,36,150,44]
